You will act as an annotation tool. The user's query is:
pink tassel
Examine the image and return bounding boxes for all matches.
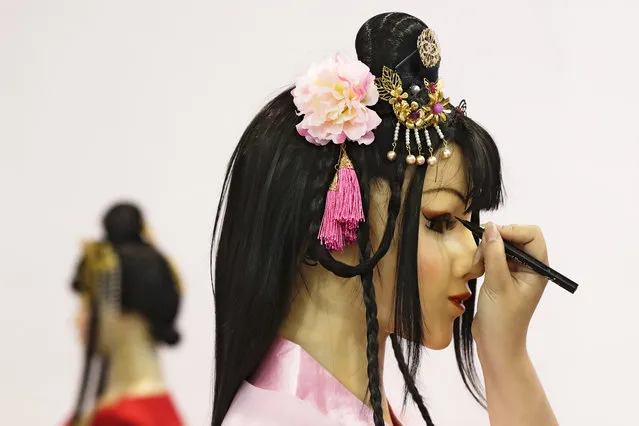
[342,224,358,246]
[318,172,344,251]
[335,164,364,233]
[318,148,364,251]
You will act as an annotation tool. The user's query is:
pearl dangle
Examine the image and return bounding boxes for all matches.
[387,121,399,161]
[385,121,452,167]
[435,124,452,159]
[405,128,416,165]
[424,128,437,166]
[414,129,426,166]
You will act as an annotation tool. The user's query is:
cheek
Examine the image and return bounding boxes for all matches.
[75,305,89,343]
[417,234,449,298]
[417,233,455,349]
[75,313,85,340]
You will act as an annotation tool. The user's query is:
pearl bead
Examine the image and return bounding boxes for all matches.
[427,156,437,166]
[406,154,417,165]
[416,155,426,166]
[409,84,421,95]
[442,148,452,159]
[387,151,397,161]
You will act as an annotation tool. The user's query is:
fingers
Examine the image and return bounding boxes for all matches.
[507,258,536,274]
[497,224,548,264]
[481,223,511,292]
[507,258,527,272]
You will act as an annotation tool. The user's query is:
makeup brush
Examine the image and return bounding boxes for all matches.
[456,218,579,294]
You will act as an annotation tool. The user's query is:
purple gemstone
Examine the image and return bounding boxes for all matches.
[408,110,420,120]
[432,103,444,114]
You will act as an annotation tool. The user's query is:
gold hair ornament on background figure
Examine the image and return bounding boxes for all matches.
[80,241,121,312]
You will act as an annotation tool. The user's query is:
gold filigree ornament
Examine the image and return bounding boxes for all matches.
[375,66,453,166]
[80,241,122,311]
[417,28,441,68]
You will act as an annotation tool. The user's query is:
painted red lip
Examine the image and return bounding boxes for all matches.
[448,292,472,311]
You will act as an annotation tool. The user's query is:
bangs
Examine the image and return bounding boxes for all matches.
[449,115,504,213]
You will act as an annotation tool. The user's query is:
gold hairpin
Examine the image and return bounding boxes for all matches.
[79,241,121,310]
[375,66,452,166]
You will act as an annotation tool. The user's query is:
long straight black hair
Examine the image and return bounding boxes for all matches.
[211,12,503,426]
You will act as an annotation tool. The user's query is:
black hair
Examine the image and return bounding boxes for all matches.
[211,12,503,426]
[69,202,181,425]
[102,202,143,244]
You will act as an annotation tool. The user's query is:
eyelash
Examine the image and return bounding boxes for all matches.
[423,213,457,234]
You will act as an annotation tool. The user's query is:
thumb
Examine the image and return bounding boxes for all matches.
[482,223,510,291]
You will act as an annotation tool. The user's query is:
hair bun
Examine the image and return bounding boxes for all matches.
[152,324,181,346]
[102,202,144,243]
[355,13,437,82]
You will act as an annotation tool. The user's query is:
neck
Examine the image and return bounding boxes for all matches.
[279,264,392,424]
[101,315,166,405]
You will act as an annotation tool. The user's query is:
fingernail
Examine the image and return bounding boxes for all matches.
[484,222,500,242]
[482,222,503,231]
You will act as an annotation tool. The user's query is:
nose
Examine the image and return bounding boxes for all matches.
[455,227,485,281]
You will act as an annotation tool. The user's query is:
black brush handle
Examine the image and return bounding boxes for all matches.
[457,218,579,294]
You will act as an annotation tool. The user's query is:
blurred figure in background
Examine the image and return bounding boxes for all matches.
[65,202,184,426]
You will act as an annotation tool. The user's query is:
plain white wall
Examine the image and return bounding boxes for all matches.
[1,1,638,425]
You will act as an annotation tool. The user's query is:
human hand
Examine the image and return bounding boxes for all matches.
[472,223,549,364]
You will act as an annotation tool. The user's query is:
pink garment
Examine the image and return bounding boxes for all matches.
[222,337,403,426]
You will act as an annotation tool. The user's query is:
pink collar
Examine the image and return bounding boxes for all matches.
[249,336,402,426]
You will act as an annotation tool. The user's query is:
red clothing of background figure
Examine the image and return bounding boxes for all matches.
[66,394,183,426]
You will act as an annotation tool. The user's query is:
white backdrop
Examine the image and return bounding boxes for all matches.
[1,1,638,425]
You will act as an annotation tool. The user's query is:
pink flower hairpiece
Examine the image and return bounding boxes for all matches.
[292,53,382,146]
[292,54,381,251]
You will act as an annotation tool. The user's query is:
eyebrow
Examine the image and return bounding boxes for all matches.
[422,187,467,204]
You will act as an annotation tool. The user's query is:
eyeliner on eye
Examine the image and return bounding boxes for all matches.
[422,212,456,234]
